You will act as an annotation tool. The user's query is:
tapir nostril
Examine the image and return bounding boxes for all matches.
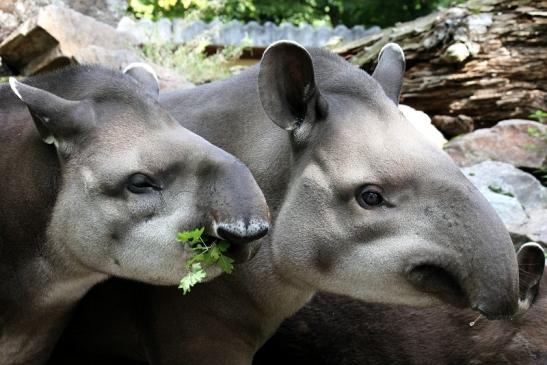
[216,221,269,245]
[407,263,468,308]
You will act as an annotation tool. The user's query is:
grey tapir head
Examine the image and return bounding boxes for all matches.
[9,64,269,284]
[259,42,519,318]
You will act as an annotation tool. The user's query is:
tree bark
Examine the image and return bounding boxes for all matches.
[334,0,547,135]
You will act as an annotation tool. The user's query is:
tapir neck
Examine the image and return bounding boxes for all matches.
[0,252,106,365]
[243,242,315,324]
[0,86,107,365]
[190,241,315,354]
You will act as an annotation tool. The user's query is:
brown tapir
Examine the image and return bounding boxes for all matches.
[254,243,547,365]
[0,64,269,365]
[50,42,521,365]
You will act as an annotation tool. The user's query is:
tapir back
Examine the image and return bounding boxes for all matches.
[255,274,547,365]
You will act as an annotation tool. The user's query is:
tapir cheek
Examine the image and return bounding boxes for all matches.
[126,194,163,220]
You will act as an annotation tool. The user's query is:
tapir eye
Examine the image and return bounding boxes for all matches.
[127,173,161,194]
[357,188,384,208]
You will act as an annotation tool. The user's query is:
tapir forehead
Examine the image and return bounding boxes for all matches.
[311,99,459,190]
[73,123,230,189]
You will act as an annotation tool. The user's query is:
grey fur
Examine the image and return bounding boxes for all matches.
[51,42,519,365]
[0,65,268,365]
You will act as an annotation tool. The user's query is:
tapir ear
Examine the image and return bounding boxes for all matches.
[516,242,545,311]
[372,43,406,105]
[258,41,328,134]
[123,62,160,100]
[9,77,95,147]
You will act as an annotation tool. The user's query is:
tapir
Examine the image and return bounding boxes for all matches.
[50,42,521,365]
[0,64,269,365]
[254,243,547,365]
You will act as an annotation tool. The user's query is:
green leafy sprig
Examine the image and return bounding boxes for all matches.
[176,227,234,294]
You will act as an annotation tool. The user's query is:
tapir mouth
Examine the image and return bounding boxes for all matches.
[227,241,261,264]
[204,222,263,265]
[407,263,469,308]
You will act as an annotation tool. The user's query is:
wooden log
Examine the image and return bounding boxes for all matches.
[335,0,547,135]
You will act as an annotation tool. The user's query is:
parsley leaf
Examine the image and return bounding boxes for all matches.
[177,228,235,294]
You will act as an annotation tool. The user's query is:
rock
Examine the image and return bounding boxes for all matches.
[149,64,194,92]
[116,16,145,44]
[0,5,135,75]
[431,114,474,137]
[0,5,193,91]
[72,46,141,69]
[0,0,52,43]
[445,119,547,169]
[0,0,126,44]
[399,104,447,148]
[462,161,547,247]
[63,0,127,27]
[441,42,470,63]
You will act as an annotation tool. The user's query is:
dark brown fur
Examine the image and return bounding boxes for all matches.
[255,274,547,365]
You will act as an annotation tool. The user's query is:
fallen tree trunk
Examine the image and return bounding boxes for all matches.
[335,0,547,136]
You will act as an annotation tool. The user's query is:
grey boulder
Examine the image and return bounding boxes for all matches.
[462,161,547,247]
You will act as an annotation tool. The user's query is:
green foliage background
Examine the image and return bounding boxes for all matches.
[129,0,465,27]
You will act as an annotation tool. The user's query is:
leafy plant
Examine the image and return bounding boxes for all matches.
[177,227,234,294]
[529,109,547,124]
[128,0,466,27]
[139,24,250,84]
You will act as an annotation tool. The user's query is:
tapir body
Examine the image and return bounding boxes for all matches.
[254,244,547,365]
[51,43,520,365]
[0,65,268,365]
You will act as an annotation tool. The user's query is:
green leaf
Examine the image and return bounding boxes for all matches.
[218,255,235,274]
[529,109,547,122]
[178,263,207,294]
[186,252,206,268]
[217,240,230,253]
[176,227,205,245]
[176,228,236,294]
[208,245,222,261]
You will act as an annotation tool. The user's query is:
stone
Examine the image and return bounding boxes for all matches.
[156,18,172,43]
[72,46,141,69]
[441,42,470,63]
[432,114,474,137]
[0,5,135,75]
[0,0,126,44]
[0,0,52,43]
[462,161,547,247]
[445,119,547,169]
[399,104,447,148]
[150,64,194,92]
[0,4,192,91]
[61,0,127,26]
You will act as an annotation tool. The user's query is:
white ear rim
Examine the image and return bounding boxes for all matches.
[9,77,23,100]
[262,40,306,59]
[378,43,405,63]
[519,242,544,254]
[123,62,159,83]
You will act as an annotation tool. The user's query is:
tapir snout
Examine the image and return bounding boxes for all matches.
[404,175,519,318]
[205,157,270,258]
